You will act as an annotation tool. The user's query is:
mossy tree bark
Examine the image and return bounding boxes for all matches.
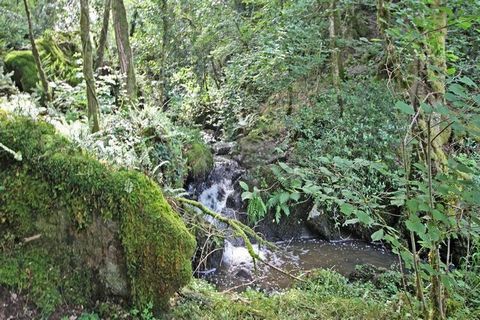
[426,2,448,318]
[112,0,137,101]
[414,1,448,318]
[80,0,101,133]
[95,0,112,70]
[329,0,343,117]
[22,0,51,102]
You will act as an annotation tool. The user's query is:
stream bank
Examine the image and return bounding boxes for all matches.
[187,139,397,292]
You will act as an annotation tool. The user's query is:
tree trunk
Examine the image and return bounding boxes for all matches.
[426,2,447,319]
[23,0,51,102]
[158,0,169,106]
[112,0,137,101]
[329,0,343,117]
[80,0,101,133]
[95,0,111,70]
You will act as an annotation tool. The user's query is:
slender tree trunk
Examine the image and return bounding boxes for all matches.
[80,0,100,133]
[23,0,51,102]
[130,8,138,37]
[159,0,169,105]
[426,2,447,319]
[329,0,343,117]
[112,0,137,101]
[376,0,390,36]
[95,0,111,70]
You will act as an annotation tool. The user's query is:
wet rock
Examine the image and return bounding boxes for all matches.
[255,199,313,241]
[213,141,236,156]
[235,268,252,280]
[306,204,343,241]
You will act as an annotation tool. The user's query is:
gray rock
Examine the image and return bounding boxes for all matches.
[213,142,236,155]
[306,204,343,241]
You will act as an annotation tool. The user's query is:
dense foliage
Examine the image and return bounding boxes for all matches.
[0,0,479,319]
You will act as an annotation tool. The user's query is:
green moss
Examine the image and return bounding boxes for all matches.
[3,32,79,93]
[4,50,39,92]
[0,114,196,313]
[185,142,213,179]
[0,246,89,316]
[36,31,80,86]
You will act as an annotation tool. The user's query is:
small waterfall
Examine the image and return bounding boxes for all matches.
[188,155,264,269]
[188,147,396,291]
[189,155,243,218]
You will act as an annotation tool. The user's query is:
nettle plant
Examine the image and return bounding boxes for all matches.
[240,77,480,315]
[241,157,399,226]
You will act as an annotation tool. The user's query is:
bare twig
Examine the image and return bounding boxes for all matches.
[23,234,42,243]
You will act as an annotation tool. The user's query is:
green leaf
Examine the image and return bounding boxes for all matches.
[356,210,374,225]
[281,204,290,216]
[279,192,290,204]
[405,214,426,236]
[340,203,355,216]
[239,181,249,191]
[446,67,456,76]
[290,192,301,201]
[319,166,333,176]
[420,103,433,114]
[448,84,468,99]
[395,101,415,115]
[241,191,253,201]
[279,162,292,173]
[432,209,449,224]
[435,104,450,116]
[473,95,480,106]
[406,199,419,213]
[275,206,282,223]
[459,76,477,88]
[371,229,384,242]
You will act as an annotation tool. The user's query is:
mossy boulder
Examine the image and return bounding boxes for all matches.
[3,32,79,92]
[0,113,196,314]
[3,51,39,92]
[185,142,213,179]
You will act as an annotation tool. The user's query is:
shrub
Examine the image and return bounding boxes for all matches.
[185,142,213,179]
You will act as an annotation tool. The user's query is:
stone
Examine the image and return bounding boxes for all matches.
[306,204,343,241]
[212,141,236,156]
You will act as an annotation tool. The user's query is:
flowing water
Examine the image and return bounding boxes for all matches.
[189,153,396,292]
[209,238,396,291]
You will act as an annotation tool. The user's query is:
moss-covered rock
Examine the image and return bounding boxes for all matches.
[0,113,196,314]
[3,32,79,92]
[4,50,39,92]
[185,142,213,179]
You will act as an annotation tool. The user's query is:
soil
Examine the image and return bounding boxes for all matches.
[0,286,84,320]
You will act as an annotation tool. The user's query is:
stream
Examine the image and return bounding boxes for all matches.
[189,151,396,292]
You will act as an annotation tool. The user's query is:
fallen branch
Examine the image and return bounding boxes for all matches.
[175,197,275,250]
[0,142,22,161]
[23,234,42,243]
[175,197,305,283]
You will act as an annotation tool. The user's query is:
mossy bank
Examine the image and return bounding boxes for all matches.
[0,112,196,315]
